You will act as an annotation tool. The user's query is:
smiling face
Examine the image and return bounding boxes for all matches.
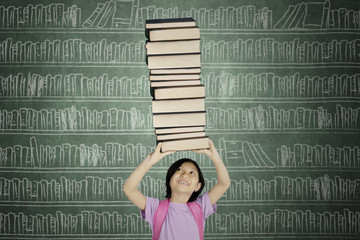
[169,161,202,196]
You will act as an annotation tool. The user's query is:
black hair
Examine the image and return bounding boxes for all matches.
[165,158,205,202]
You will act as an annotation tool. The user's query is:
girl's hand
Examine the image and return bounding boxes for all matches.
[193,139,231,205]
[192,140,221,162]
[124,143,175,211]
[146,143,175,165]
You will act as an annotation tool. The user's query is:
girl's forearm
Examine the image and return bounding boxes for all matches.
[211,156,231,188]
[123,156,154,193]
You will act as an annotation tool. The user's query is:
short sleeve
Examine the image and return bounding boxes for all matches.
[140,196,160,226]
[195,192,217,219]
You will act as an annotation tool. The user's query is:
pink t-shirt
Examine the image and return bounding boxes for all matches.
[140,192,217,240]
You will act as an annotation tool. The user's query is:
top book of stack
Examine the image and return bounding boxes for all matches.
[146,18,200,41]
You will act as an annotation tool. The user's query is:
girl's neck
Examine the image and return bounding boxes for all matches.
[169,192,191,204]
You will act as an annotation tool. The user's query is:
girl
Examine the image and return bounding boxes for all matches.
[123,139,231,239]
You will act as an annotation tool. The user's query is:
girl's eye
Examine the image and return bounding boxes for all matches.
[190,171,195,175]
[177,168,183,172]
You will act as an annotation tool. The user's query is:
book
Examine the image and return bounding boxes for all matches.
[155,126,205,135]
[151,68,201,75]
[150,80,201,87]
[149,74,200,81]
[146,40,200,55]
[146,18,196,29]
[148,27,200,41]
[156,131,206,141]
[112,0,134,28]
[154,85,205,99]
[160,137,210,152]
[304,2,327,29]
[282,3,301,29]
[82,3,104,27]
[147,53,201,69]
[97,0,116,28]
[152,98,205,113]
[288,2,306,29]
[153,112,206,128]
[273,5,295,29]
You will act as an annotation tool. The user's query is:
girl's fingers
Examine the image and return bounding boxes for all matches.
[155,143,162,153]
[208,139,215,149]
[162,150,176,156]
[192,149,207,154]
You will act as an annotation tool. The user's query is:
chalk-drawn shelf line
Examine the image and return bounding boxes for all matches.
[206,130,360,134]
[1,63,360,68]
[0,130,155,134]
[0,233,358,238]
[203,63,360,68]
[1,129,360,133]
[0,236,358,240]
[1,98,359,102]
[0,201,358,207]
[0,168,359,173]
[1,28,360,35]
[0,63,147,68]
[0,98,152,102]
[206,98,360,103]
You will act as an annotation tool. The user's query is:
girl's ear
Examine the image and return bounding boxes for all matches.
[195,182,202,192]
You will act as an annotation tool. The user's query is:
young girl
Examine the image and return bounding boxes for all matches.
[123,140,231,239]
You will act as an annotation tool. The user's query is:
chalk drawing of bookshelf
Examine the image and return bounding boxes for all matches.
[200,38,360,64]
[277,143,360,168]
[0,38,146,64]
[0,106,151,131]
[1,37,359,64]
[206,105,360,130]
[1,71,359,99]
[0,73,150,99]
[1,0,359,30]
[0,137,274,169]
[0,174,358,202]
[203,71,360,99]
[218,138,275,168]
[0,208,359,235]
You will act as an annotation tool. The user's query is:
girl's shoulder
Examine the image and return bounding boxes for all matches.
[140,196,160,223]
[195,192,217,219]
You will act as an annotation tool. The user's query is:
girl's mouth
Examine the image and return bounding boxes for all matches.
[178,180,189,186]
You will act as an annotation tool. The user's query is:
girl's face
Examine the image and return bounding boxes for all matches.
[169,161,202,195]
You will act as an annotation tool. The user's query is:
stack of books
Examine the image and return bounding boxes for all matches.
[145,18,209,152]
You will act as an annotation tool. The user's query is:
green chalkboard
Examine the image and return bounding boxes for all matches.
[0,0,359,239]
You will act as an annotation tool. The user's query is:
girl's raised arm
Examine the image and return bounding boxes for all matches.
[123,143,174,210]
[193,140,231,205]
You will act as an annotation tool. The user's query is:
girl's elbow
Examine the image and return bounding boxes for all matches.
[222,178,231,190]
[219,180,231,192]
[122,184,132,197]
[225,180,231,190]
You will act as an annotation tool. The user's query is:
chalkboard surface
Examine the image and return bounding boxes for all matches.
[0,0,359,239]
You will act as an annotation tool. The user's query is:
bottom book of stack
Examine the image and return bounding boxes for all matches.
[159,136,210,152]
[155,126,210,152]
